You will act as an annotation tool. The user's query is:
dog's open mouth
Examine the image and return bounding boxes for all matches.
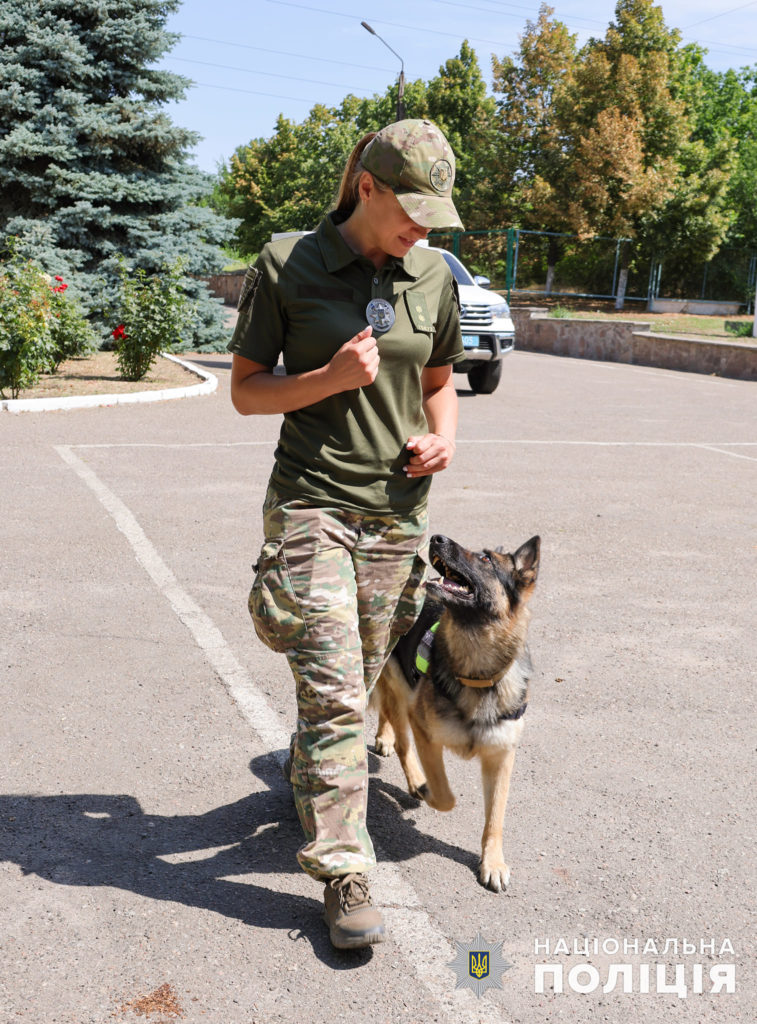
[427,553,474,601]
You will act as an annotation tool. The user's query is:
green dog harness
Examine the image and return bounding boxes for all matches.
[414,620,439,679]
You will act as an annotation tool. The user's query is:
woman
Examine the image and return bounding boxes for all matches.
[228,119,464,950]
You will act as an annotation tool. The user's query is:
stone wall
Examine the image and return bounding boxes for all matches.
[206,270,247,307]
[510,308,757,381]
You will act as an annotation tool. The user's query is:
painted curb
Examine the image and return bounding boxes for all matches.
[1,353,218,414]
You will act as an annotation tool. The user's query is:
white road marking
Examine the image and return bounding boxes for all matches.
[692,444,757,462]
[67,439,757,450]
[54,443,509,1024]
[455,440,757,448]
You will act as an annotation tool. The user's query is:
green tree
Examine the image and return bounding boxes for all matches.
[215,43,495,257]
[424,41,496,223]
[491,4,578,288]
[216,99,370,256]
[686,62,757,251]
[546,0,735,308]
[0,0,235,349]
[216,78,433,257]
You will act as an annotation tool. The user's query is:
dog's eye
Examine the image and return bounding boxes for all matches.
[479,553,491,563]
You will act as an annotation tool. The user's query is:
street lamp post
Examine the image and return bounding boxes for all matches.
[361,21,405,122]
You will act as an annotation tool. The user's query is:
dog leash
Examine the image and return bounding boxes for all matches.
[414,620,528,718]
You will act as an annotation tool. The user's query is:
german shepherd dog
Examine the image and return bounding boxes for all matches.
[374,533,540,892]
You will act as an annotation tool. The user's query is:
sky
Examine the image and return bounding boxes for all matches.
[157,0,757,174]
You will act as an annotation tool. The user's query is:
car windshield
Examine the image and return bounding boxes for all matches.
[436,249,476,286]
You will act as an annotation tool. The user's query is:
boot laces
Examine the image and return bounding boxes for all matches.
[333,873,371,910]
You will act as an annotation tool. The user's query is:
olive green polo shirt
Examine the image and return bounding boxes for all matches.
[228,213,464,514]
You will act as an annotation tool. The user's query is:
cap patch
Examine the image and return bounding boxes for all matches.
[430,159,453,193]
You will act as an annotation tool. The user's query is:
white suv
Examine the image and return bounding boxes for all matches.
[427,246,514,394]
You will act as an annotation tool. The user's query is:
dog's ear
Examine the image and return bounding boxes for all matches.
[513,536,540,588]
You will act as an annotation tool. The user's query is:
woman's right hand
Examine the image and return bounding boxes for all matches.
[326,327,379,392]
[230,327,379,415]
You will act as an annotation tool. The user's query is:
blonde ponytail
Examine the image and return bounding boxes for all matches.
[334,133,379,215]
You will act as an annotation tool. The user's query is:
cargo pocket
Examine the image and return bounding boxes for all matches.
[390,550,428,637]
[248,540,307,653]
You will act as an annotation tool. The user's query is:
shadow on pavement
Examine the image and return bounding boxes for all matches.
[187,357,232,371]
[0,751,475,966]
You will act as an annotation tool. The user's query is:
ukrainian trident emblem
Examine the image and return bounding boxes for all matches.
[469,951,489,980]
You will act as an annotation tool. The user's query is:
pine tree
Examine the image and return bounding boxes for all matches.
[0,0,235,349]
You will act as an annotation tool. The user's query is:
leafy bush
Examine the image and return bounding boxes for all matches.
[0,241,52,398]
[111,258,193,381]
[548,305,573,318]
[48,276,97,370]
[725,320,753,338]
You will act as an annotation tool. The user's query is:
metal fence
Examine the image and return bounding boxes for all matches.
[428,228,756,309]
[648,249,757,307]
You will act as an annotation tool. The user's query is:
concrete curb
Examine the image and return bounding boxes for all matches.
[0,353,218,414]
[510,308,757,381]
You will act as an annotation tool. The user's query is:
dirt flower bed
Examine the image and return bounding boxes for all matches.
[13,351,200,400]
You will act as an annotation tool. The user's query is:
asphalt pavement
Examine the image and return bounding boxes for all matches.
[1,350,755,1024]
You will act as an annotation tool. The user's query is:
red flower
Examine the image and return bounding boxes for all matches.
[54,275,64,281]
[112,324,127,340]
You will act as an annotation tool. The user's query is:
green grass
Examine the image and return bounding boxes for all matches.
[540,307,755,341]
[220,258,248,272]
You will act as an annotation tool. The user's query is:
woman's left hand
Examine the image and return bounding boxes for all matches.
[404,433,456,478]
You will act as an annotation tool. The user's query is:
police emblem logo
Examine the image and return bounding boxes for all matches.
[365,298,395,333]
[447,932,511,998]
[429,159,452,192]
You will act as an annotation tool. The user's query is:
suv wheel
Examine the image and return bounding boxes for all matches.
[467,360,502,394]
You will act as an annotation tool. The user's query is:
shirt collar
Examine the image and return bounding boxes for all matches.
[317,212,421,280]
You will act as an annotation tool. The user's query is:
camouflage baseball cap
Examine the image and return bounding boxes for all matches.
[361,119,464,230]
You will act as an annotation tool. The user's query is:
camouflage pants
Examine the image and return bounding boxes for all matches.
[249,492,428,880]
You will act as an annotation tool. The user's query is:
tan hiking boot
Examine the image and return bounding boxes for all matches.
[323,874,386,950]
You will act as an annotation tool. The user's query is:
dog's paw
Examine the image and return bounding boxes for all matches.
[479,859,510,893]
[409,782,429,801]
[374,736,395,757]
[425,790,456,812]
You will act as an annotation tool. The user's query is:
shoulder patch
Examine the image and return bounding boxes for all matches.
[237,267,262,313]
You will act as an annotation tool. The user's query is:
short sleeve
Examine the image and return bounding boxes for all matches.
[426,268,464,367]
[227,245,286,366]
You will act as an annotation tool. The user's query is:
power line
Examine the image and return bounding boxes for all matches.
[264,0,518,48]
[425,0,604,29]
[170,56,370,91]
[683,0,757,30]
[179,11,757,76]
[181,34,394,74]
[185,81,371,103]
[683,39,757,59]
[426,0,542,21]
